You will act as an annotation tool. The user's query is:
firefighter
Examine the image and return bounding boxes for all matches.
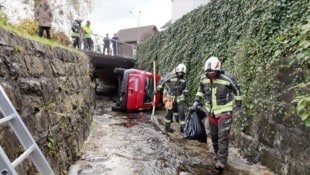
[71,19,82,49]
[155,63,188,133]
[191,56,242,171]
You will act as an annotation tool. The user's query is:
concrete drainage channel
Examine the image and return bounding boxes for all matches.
[68,99,274,175]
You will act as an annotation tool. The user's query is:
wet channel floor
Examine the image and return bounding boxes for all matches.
[69,99,274,175]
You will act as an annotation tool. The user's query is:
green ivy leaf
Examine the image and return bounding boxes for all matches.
[296,50,310,60]
[276,36,286,43]
[296,100,306,113]
[300,112,309,121]
[305,119,310,127]
[273,50,282,58]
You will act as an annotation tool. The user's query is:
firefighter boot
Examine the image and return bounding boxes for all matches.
[165,123,174,133]
[180,124,185,133]
[175,115,179,123]
[214,160,225,174]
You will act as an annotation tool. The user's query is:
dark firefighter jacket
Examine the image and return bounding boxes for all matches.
[71,20,81,37]
[157,73,188,103]
[194,71,242,116]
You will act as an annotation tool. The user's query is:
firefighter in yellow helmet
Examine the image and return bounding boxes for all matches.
[155,63,188,133]
[191,56,242,171]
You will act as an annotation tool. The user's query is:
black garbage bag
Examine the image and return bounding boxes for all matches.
[183,110,207,143]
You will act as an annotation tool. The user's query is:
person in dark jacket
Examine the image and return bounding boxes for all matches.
[155,63,188,133]
[35,0,53,39]
[111,33,120,56]
[71,19,82,49]
[103,33,111,55]
[191,56,242,171]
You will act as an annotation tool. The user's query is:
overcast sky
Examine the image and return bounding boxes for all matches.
[87,0,171,37]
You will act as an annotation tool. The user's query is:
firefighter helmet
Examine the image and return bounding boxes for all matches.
[175,63,186,74]
[204,56,221,71]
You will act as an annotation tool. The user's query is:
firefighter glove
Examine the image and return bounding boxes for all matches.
[236,100,242,109]
[184,92,188,98]
[190,101,199,111]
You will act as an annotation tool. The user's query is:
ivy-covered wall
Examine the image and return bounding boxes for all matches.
[136,0,310,174]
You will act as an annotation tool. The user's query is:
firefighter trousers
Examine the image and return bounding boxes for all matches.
[208,113,232,165]
[72,36,81,49]
[165,102,185,125]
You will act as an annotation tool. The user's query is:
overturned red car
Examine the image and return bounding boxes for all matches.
[112,68,161,112]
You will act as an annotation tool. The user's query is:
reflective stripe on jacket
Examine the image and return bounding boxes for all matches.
[157,73,188,103]
[71,32,79,37]
[82,25,92,38]
[194,72,242,115]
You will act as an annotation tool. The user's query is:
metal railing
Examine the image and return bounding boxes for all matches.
[74,33,136,59]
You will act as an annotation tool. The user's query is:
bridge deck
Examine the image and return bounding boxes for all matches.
[84,51,136,89]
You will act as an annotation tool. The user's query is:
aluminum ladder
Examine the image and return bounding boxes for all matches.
[0,85,54,175]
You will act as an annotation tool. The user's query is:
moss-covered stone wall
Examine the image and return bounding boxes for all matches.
[0,28,94,174]
[136,0,310,174]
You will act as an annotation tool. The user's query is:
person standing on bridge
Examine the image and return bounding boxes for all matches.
[82,20,93,51]
[71,19,82,49]
[112,33,120,56]
[155,63,188,134]
[103,33,111,55]
[35,0,53,39]
[191,56,242,172]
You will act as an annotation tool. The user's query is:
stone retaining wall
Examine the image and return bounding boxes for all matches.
[0,28,94,174]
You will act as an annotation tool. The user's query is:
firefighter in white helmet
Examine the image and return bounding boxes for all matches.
[155,63,188,133]
[191,56,242,171]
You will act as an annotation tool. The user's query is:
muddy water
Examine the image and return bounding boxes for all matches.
[69,99,274,175]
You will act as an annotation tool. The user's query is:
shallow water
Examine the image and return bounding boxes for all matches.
[69,99,274,175]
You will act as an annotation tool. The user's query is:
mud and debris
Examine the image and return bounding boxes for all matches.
[69,99,274,175]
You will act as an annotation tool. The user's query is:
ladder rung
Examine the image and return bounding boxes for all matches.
[0,85,55,174]
[0,114,15,125]
[12,144,36,168]
[0,146,18,175]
